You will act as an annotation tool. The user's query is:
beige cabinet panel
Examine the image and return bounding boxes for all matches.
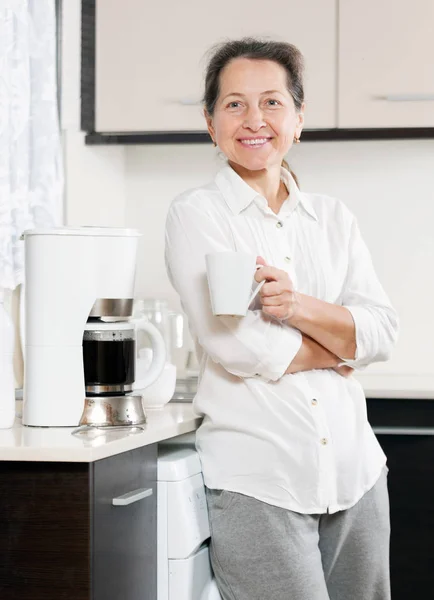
[95,0,336,132]
[339,0,434,128]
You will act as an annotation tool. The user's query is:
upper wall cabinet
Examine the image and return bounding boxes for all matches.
[91,0,337,133]
[339,0,434,128]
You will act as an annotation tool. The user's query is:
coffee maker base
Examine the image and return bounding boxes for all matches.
[79,394,147,427]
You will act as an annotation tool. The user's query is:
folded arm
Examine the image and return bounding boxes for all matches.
[288,217,399,369]
[289,295,356,360]
[285,334,340,374]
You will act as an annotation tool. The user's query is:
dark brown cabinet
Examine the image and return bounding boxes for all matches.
[368,398,434,600]
[0,444,157,600]
[376,434,434,600]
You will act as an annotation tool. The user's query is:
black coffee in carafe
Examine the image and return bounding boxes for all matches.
[83,322,135,395]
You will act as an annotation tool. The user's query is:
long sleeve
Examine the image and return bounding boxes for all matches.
[165,195,302,381]
[339,217,399,369]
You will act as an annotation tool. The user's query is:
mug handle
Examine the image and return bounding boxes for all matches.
[247,265,266,307]
[131,318,166,391]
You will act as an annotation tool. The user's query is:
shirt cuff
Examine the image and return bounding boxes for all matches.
[338,305,371,369]
[254,325,303,382]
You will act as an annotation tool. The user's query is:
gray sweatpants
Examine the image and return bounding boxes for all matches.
[206,468,390,600]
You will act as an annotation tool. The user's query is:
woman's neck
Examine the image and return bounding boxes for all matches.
[229,162,288,215]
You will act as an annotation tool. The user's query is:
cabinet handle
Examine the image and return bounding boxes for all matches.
[377,94,434,102]
[373,426,434,436]
[177,98,202,106]
[112,487,153,506]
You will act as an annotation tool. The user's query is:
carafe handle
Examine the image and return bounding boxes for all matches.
[169,311,184,349]
[131,318,166,391]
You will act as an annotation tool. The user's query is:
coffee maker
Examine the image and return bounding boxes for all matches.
[22,227,165,427]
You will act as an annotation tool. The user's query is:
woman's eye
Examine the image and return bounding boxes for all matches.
[266,99,280,106]
[227,101,241,108]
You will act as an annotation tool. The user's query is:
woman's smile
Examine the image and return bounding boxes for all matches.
[237,136,273,148]
[205,58,303,173]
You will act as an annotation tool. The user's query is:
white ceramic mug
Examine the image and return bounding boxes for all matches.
[205,251,265,316]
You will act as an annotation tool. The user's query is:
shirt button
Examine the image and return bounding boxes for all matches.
[311,398,318,406]
[320,438,328,445]
[276,221,283,228]
[284,256,291,263]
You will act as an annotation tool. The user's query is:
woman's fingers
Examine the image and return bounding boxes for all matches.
[261,291,293,306]
[262,304,290,319]
[261,278,295,297]
[254,265,281,283]
[261,281,292,298]
[261,281,283,297]
[254,263,297,319]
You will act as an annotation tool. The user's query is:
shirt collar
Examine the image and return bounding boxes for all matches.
[215,164,318,221]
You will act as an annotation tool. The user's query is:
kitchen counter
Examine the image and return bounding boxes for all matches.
[177,373,434,400]
[3,373,433,464]
[0,402,202,463]
[355,373,434,399]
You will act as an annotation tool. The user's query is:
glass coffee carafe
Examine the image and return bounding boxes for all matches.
[133,299,184,365]
[80,318,166,426]
[82,319,165,395]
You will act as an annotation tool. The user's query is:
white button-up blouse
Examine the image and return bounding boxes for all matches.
[165,165,399,514]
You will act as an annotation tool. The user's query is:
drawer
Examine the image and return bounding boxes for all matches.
[92,444,158,600]
[168,545,218,600]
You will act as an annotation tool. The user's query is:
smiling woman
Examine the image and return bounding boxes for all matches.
[165,37,398,600]
[204,39,304,210]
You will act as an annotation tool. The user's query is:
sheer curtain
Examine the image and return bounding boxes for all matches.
[0,0,63,387]
[0,0,63,291]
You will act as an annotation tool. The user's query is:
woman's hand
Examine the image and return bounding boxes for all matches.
[255,256,300,320]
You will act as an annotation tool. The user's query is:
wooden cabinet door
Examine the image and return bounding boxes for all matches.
[0,462,91,600]
[92,444,158,600]
[339,0,434,127]
[94,0,336,132]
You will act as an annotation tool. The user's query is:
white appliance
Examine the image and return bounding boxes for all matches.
[22,227,141,427]
[158,440,222,600]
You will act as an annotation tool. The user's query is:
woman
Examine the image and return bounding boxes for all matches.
[165,38,398,600]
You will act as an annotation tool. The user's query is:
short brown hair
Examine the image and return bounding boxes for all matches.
[203,38,304,186]
[203,37,305,117]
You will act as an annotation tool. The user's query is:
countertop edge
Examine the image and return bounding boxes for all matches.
[0,404,203,463]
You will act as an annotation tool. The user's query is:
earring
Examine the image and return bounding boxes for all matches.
[293,136,301,144]
[211,139,217,147]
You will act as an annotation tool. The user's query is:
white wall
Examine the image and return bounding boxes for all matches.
[125,144,219,305]
[61,1,434,388]
[125,140,434,381]
[61,0,127,228]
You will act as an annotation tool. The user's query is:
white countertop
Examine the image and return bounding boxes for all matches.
[355,374,434,399]
[0,403,202,463]
[177,372,434,400]
[2,374,432,464]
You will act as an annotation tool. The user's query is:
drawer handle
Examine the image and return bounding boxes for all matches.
[373,426,434,436]
[112,487,153,506]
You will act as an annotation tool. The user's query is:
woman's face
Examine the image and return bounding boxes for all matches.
[206,58,304,172]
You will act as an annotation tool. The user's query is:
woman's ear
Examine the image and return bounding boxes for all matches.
[295,102,305,138]
[204,109,216,144]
